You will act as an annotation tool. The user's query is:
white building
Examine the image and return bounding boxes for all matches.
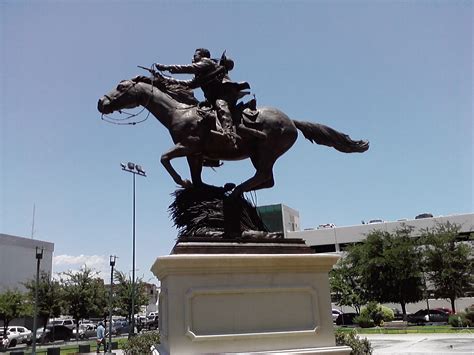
[0,233,54,292]
[289,213,473,253]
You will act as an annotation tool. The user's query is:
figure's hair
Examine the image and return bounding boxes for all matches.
[195,48,211,58]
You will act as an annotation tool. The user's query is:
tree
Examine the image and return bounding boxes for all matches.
[421,222,474,313]
[24,272,63,331]
[329,257,366,314]
[61,266,107,338]
[348,227,424,318]
[113,270,148,323]
[0,289,29,333]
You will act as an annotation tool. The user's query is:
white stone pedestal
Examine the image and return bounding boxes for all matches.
[151,254,350,355]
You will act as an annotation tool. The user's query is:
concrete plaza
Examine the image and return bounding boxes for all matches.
[363,332,474,355]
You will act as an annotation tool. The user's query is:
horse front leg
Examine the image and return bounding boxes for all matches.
[160,143,195,188]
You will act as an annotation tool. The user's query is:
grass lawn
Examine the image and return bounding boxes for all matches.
[336,325,472,334]
[10,337,128,355]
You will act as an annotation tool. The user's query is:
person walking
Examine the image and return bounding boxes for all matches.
[96,321,106,353]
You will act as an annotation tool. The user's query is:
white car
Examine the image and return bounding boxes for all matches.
[331,309,343,323]
[72,323,97,339]
[7,326,32,344]
[0,329,22,348]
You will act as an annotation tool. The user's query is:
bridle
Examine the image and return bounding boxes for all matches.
[101,79,154,126]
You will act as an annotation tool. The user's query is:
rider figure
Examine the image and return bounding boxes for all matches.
[154,48,247,149]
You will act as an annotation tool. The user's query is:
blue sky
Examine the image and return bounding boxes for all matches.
[1,1,472,281]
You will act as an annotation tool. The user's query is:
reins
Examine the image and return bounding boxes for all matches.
[101,77,155,126]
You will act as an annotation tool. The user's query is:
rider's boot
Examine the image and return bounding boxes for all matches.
[237,124,267,140]
[216,99,239,150]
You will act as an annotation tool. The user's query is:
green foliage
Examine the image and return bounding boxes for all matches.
[122,331,160,355]
[0,289,29,332]
[335,328,372,354]
[61,267,107,332]
[448,313,471,327]
[421,222,474,313]
[450,305,474,327]
[24,271,63,329]
[354,313,375,328]
[347,226,424,316]
[114,270,149,323]
[330,258,366,313]
[464,305,474,325]
[357,302,393,327]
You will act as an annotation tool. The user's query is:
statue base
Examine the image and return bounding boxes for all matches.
[151,254,350,355]
[171,236,314,254]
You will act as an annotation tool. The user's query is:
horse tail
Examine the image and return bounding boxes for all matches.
[293,120,369,153]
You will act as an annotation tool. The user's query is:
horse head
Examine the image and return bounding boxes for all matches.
[97,79,141,114]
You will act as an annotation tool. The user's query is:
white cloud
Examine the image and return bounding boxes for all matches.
[53,254,109,279]
[54,254,106,268]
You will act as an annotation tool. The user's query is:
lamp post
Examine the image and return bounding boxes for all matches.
[121,162,146,337]
[108,255,116,354]
[32,246,43,355]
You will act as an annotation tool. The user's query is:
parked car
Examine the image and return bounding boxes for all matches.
[72,323,97,339]
[50,319,75,330]
[368,219,384,224]
[146,315,159,330]
[111,320,130,335]
[37,325,73,343]
[331,309,343,323]
[415,213,433,219]
[335,313,358,326]
[392,308,405,321]
[318,223,336,229]
[407,309,449,325]
[0,329,21,348]
[7,326,32,344]
[433,307,453,315]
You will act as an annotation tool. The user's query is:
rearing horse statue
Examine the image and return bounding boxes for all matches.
[98,76,369,195]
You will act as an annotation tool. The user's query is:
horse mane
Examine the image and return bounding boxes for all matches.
[132,75,199,106]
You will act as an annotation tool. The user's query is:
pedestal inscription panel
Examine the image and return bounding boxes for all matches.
[186,286,319,339]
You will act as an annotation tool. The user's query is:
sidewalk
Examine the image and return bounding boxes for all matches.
[363,333,474,355]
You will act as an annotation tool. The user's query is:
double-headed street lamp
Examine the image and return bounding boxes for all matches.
[32,247,43,355]
[121,162,146,337]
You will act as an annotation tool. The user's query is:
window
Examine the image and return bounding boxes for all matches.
[311,244,336,253]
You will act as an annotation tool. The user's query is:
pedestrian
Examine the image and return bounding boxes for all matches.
[96,321,106,353]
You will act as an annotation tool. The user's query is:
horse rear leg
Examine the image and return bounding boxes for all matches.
[231,156,275,196]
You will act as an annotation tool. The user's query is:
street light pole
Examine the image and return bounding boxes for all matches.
[108,255,116,354]
[121,162,146,337]
[32,247,43,355]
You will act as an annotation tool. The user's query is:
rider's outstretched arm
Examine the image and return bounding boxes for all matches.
[155,58,215,75]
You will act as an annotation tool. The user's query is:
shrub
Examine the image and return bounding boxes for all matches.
[335,329,373,355]
[358,302,394,327]
[354,313,375,328]
[122,331,161,355]
[449,312,473,328]
[380,305,395,322]
[464,305,474,325]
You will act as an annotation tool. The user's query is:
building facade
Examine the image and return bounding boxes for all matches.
[257,204,300,237]
[0,233,54,292]
[289,213,473,253]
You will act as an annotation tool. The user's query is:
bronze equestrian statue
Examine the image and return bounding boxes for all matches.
[98,51,369,197]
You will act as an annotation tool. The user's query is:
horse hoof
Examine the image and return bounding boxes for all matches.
[223,183,236,192]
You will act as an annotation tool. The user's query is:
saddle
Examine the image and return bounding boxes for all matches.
[197,97,266,168]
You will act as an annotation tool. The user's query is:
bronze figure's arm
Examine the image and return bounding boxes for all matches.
[155,58,216,75]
